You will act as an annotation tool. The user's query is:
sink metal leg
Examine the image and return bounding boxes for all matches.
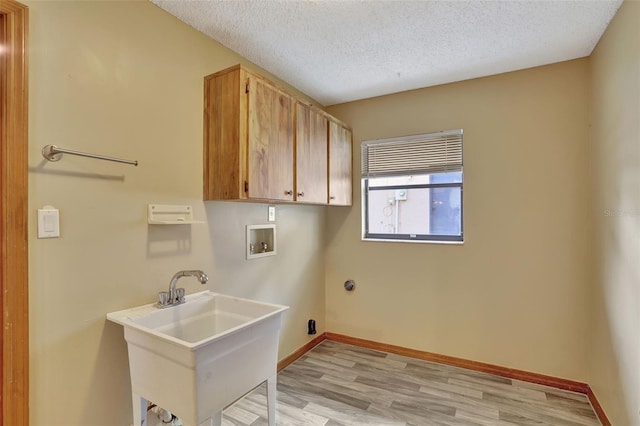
[131,393,147,426]
[266,375,277,426]
[209,411,222,426]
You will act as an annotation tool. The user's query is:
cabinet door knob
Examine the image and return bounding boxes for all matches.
[330,195,336,200]
[285,190,293,196]
[297,192,304,197]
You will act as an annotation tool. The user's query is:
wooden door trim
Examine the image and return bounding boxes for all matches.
[0,0,29,425]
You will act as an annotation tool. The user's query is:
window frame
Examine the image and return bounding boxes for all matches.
[361,130,464,244]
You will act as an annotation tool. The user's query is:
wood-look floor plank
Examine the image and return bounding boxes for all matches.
[390,385,503,423]
[220,341,601,426]
[319,374,396,408]
[365,403,452,426]
[350,359,450,387]
[277,375,371,411]
[304,401,406,426]
[302,357,360,381]
[483,393,601,426]
[448,376,548,402]
[544,393,598,418]
[304,351,357,368]
[332,350,409,371]
[224,404,260,425]
[419,381,484,399]
[454,409,521,426]
[241,390,328,426]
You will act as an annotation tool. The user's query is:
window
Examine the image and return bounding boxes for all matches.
[361,129,463,243]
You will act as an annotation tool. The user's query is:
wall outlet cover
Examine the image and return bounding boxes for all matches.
[268,205,276,222]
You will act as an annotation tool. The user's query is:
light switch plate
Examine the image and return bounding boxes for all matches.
[37,206,60,239]
[268,205,276,222]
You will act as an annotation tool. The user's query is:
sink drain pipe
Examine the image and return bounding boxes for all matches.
[147,403,180,425]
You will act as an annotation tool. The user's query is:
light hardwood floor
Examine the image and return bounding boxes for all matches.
[221,340,600,426]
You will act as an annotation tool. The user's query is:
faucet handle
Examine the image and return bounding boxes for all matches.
[176,288,186,304]
[157,291,170,306]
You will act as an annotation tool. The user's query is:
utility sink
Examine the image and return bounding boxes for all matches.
[107,290,288,426]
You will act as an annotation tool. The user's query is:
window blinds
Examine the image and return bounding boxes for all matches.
[361,129,463,178]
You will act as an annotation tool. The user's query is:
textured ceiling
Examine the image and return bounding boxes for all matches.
[151,0,622,106]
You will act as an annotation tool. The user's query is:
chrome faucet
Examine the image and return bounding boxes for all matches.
[156,270,209,308]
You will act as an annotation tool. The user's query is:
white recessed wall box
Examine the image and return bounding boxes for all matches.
[246,224,276,259]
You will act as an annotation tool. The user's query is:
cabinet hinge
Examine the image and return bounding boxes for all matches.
[244,181,248,192]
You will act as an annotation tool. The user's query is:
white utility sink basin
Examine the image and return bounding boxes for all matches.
[107,290,288,426]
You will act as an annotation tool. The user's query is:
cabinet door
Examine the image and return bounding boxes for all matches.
[247,76,294,201]
[328,120,353,206]
[203,67,243,200]
[295,103,328,204]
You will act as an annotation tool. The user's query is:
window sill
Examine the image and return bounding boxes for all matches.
[361,237,464,245]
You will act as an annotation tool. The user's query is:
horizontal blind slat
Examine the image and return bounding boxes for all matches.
[362,130,463,177]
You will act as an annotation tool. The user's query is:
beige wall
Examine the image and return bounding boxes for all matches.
[326,59,592,381]
[589,1,640,424]
[26,1,325,425]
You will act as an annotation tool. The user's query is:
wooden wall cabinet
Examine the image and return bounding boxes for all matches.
[204,64,352,206]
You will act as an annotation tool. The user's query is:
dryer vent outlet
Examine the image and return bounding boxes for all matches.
[344,280,355,291]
